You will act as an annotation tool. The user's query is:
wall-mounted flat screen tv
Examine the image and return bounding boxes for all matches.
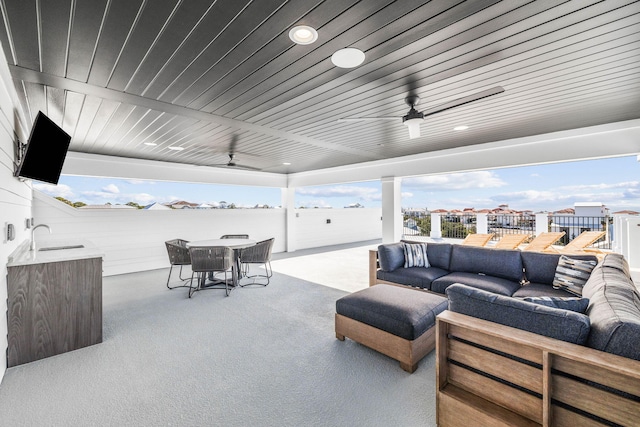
[16,111,71,185]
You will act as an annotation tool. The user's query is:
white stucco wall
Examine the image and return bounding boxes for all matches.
[32,191,383,276]
[0,49,29,379]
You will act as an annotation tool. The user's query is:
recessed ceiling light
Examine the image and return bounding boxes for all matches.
[143,142,157,146]
[454,125,469,131]
[331,48,365,68]
[283,162,291,166]
[167,146,184,151]
[289,25,318,45]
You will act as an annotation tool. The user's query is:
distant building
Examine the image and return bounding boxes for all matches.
[403,208,427,217]
[345,203,364,208]
[165,200,199,209]
[551,202,609,243]
[144,202,170,210]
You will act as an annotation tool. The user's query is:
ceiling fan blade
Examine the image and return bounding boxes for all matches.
[337,117,398,122]
[421,86,504,118]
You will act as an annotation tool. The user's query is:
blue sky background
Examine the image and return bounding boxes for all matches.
[33,155,640,212]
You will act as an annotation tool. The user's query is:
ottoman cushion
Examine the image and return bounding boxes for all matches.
[336,284,448,340]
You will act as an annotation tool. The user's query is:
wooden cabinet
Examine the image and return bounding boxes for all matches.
[7,257,102,367]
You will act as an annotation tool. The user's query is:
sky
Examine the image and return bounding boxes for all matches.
[33,155,640,212]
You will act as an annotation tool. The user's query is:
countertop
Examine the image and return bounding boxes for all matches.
[7,238,104,267]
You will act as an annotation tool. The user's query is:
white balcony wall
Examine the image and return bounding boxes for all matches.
[292,208,382,250]
[32,191,383,276]
[32,191,286,276]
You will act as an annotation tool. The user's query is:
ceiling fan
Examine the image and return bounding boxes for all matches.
[200,135,261,171]
[338,86,504,139]
[216,152,261,171]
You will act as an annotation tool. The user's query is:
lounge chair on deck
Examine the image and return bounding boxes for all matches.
[461,233,494,247]
[521,232,565,252]
[549,230,606,254]
[493,234,530,250]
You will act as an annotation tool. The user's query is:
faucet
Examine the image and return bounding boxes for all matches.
[30,224,51,251]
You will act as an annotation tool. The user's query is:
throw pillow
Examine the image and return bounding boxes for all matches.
[552,255,597,296]
[403,243,429,268]
[520,296,590,313]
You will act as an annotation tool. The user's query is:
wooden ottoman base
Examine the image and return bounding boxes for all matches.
[335,313,436,373]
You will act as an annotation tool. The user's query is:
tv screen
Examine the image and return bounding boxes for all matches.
[16,111,71,185]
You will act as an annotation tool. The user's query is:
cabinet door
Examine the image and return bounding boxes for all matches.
[7,258,102,367]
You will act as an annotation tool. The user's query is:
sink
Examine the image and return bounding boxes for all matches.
[38,245,85,251]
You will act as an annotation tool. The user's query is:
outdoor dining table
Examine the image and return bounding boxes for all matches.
[186,238,256,288]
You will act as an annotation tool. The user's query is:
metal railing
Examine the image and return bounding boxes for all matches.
[549,215,612,249]
[488,214,536,242]
[403,213,612,250]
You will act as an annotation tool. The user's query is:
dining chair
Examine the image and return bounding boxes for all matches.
[220,234,249,239]
[164,239,191,289]
[239,238,275,286]
[187,246,234,297]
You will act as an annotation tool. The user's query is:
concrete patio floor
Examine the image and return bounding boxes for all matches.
[270,239,381,293]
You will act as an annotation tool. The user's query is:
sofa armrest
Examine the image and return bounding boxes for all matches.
[369,249,378,286]
[436,310,640,427]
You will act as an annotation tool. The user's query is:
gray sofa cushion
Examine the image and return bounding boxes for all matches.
[598,253,631,278]
[432,272,521,296]
[520,251,598,285]
[581,261,640,361]
[448,245,523,283]
[512,283,577,298]
[425,242,453,270]
[377,267,449,290]
[519,296,589,313]
[446,284,591,345]
[378,243,405,272]
[336,284,448,340]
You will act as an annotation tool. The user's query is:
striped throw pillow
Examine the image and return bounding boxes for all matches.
[552,256,597,296]
[403,243,429,268]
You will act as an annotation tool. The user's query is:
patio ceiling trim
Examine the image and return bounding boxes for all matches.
[61,151,288,188]
[286,118,640,187]
[61,118,640,189]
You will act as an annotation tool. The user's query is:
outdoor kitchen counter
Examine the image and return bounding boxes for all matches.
[7,238,104,266]
[6,238,104,367]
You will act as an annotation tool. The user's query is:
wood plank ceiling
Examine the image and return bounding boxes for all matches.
[1,0,639,174]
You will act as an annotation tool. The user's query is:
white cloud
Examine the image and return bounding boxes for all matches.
[402,171,506,191]
[296,185,381,202]
[126,179,155,185]
[33,183,74,199]
[401,191,413,198]
[102,184,120,194]
[558,181,639,192]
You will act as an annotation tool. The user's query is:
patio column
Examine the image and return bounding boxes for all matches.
[381,176,402,243]
[431,213,442,238]
[535,212,549,236]
[282,187,296,252]
[476,213,488,234]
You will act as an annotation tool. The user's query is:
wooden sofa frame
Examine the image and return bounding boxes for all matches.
[436,310,640,427]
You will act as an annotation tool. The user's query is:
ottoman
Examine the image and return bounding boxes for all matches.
[335,284,448,373]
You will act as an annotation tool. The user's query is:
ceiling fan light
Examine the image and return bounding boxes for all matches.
[404,118,422,139]
[331,48,365,68]
[289,25,318,45]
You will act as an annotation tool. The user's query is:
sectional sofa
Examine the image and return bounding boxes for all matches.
[369,241,640,426]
